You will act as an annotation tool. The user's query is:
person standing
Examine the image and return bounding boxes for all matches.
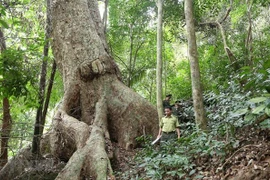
[162,94,172,110]
[172,101,183,123]
[157,106,180,142]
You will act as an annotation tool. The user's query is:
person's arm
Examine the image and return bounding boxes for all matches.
[157,118,163,138]
[176,127,180,139]
[157,127,162,138]
[174,116,180,139]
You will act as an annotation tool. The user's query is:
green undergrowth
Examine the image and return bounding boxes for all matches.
[118,80,270,179]
[133,130,235,180]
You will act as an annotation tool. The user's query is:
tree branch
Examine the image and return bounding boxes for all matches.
[254,114,269,125]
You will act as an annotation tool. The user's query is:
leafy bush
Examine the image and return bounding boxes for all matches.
[134,130,233,179]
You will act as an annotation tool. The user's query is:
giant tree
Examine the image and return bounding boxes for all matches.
[0,0,158,178]
[48,0,157,179]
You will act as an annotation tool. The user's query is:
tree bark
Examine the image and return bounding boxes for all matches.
[156,0,164,120]
[128,24,134,87]
[245,0,253,66]
[0,98,12,169]
[0,29,12,170]
[40,60,57,136]
[102,0,108,33]
[46,0,158,178]
[184,0,207,130]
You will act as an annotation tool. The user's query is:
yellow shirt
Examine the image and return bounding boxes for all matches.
[159,115,180,132]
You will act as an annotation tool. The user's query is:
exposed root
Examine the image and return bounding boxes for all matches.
[55,96,114,179]
[50,110,90,161]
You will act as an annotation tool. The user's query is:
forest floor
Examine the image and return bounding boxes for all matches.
[113,126,270,180]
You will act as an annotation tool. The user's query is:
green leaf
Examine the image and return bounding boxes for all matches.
[265,107,270,116]
[259,119,270,129]
[249,97,268,103]
[189,169,196,176]
[244,113,255,121]
[252,104,266,114]
[177,172,185,178]
[231,108,248,117]
[195,175,204,179]
[0,19,8,28]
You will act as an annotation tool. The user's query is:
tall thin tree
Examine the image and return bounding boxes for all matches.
[0,29,12,169]
[102,0,108,32]
[32,0,52,155]
[156,0,164,120]
[184,0,207,130]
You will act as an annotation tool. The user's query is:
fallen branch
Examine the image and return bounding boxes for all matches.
[218,144,262,171]
[254,114,269,125]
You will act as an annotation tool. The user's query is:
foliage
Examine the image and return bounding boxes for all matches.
[232,94,270,128]
[8,101,36,157]
[0,48,33,97]
[0,0,63,159]
[204,81,252,132]
[133,130,233,179]
[166,58,192,99]
[108,0,157,89]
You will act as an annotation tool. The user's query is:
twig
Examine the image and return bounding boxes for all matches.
[254,114,269,125]
[219,144,261,170]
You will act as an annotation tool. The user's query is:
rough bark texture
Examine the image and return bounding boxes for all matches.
[184,0,207,130]
[46,0,158,179]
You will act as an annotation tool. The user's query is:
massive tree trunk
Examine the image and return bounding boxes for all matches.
[156,0,163,120]
[0,1,158,178]
[184,0,207,130]
[46,0,158,179]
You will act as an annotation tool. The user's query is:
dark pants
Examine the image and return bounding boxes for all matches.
[161,131,177,142]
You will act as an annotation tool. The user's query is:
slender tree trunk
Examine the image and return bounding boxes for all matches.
[32,0,51,155]
[184,0,207,130]
[102,0,108,33]
[156,0,163,120]
[246,0,253,66]
[40,60,57,135]
[0,29,12,170]
[0,98,12,169]
[128,25,133,87]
